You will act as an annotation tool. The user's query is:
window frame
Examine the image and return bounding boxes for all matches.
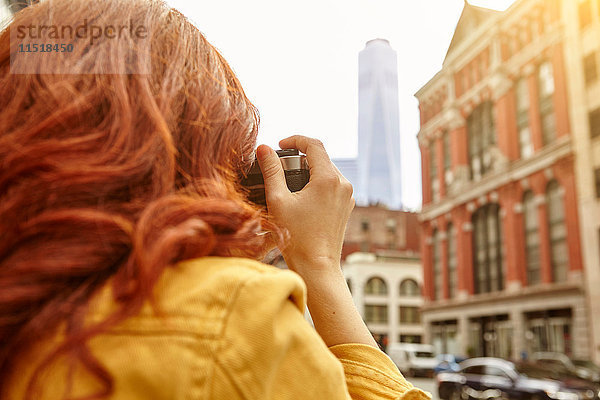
[546,181,568,283]
[472,204,504,294]
[432,229,442,300]
[399,279,420,297]
[590,107,600,139]
[467,101,496,180]
[447,223,457,299]
[365,277,388,296]
[538,61,556,146]
[523,191,541,286]
[516,77,533,158]
[584,52,598,85]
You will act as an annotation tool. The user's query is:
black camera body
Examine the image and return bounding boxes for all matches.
[241,149,309,206]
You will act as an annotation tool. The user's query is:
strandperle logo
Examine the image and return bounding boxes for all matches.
[15,19,148,46]
[10,18,151,74]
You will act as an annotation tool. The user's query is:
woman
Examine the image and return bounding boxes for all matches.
[0,0,430,399]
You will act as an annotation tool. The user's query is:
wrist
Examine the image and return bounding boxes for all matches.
[283,254,343,282]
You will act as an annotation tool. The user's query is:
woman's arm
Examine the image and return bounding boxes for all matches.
[256,135,377,348]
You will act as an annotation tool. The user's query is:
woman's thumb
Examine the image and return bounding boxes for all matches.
[256,145,288,203]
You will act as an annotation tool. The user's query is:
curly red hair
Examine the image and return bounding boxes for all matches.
[0,0,280,398]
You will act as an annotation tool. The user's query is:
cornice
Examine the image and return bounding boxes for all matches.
[420,137,573,221]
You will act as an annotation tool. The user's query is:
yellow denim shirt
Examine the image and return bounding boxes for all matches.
[5,257,431,400]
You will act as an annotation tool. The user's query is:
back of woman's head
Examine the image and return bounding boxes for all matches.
[0,0,275,396]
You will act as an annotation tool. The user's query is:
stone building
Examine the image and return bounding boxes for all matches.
[343,252,424,350]
[340,206,423,349]
[416,0,599,360]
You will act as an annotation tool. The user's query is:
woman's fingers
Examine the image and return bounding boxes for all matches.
[278,135,335,177]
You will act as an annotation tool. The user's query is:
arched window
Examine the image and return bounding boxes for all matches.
[447,223,457,299]
[472,204,503,294]
[432,229,442,300]
[547,181,568,282]
[399,279,420,297]
[538,61,556,145]
[365,277,387,295]
[523,191,541,285]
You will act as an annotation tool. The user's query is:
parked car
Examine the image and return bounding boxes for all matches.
[531,352,600,383]
[437,357,600,400]
[387,343,437,377]
[435,354,467,374]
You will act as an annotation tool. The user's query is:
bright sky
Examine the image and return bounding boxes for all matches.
[165,0,517,209]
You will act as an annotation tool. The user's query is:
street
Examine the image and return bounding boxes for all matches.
[408,378,438,400]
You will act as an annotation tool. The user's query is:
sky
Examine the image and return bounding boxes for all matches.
[165,0,517,210]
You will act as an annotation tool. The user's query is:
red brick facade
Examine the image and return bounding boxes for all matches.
[415,0,590,359]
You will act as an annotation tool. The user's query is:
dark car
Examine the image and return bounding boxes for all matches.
[437,357,600,400]
[531,352,600,384]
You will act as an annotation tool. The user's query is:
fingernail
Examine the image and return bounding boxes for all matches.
[257,144,272,161]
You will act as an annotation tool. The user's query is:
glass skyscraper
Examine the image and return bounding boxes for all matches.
[335,39,402,209]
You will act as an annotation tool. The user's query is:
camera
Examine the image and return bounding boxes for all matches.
[241,149,310,206]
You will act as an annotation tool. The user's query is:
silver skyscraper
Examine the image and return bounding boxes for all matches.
[358,38,402,208]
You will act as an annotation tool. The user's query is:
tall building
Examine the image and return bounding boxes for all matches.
[334,39,403,209]
[416,0,599,361]
[358,39,402,209]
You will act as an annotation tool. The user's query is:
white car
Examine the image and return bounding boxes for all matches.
[386,343,438,377]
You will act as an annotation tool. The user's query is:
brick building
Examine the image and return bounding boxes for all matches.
[341,204,420,260]
[416,0,599,360]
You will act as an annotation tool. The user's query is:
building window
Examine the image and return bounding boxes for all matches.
[516,78,533,158]
[538,61,556,145]
[399,306,421,324]
[430,142,439,201]
[447,223,457,299]
[360,219,370,252]
[443,130,451,185]
[432,321,459,354]
[584,53,598,85]
[365,305,388,323]
[526,309,572,355]
[468,101,495,180]
[386,218,397,249]
[400,335,422,344]
[361,219,370,231]
[590,108,600,139]
[547,181,569,283]
[579,0,592,29]
[472,204,503,294]
[399,279,420,297]
[432,229,442,300]
[523,191,541,285]
[365,277,388,295]
[595,168,600,198]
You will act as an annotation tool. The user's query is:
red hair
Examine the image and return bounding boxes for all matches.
[0,0,279,398]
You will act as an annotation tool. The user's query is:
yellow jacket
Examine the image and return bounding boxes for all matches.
[6,257,431,400]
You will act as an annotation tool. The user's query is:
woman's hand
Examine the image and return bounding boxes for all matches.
[256,135,354,278]
[257,135,377,349]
